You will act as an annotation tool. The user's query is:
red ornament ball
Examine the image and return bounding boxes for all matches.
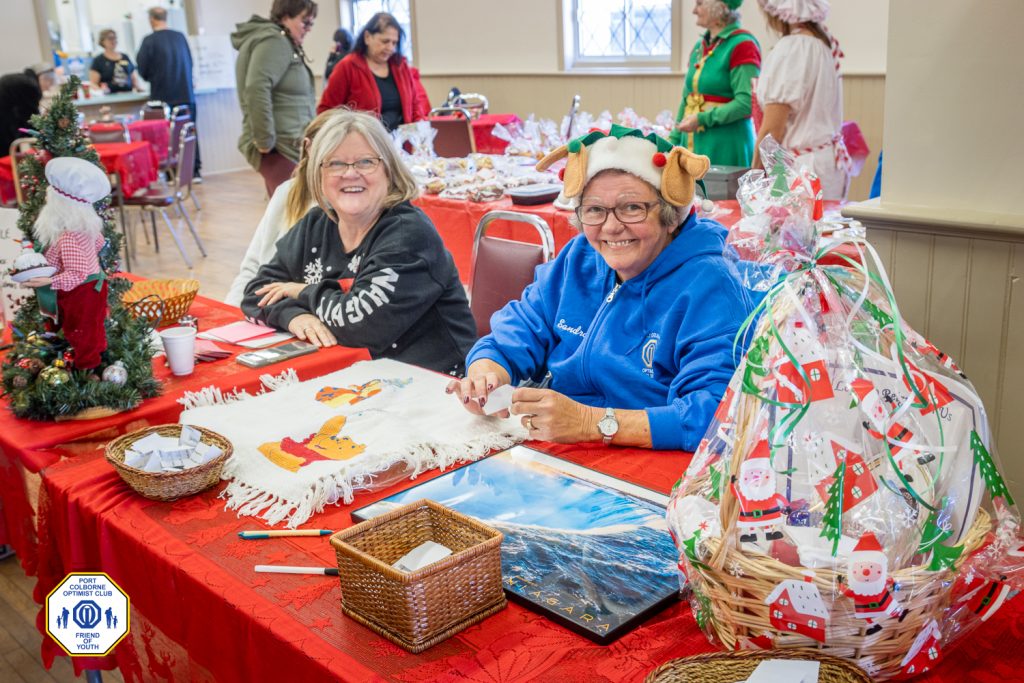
[17,357,44,375]
[62,350,75,368]
[652,152,667,168]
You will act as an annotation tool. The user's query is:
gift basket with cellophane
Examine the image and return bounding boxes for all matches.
[666,139,1023,680]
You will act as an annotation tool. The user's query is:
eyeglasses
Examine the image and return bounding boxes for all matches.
[302,18,314,29]
[321,157,383,176]
[575,201,660,226]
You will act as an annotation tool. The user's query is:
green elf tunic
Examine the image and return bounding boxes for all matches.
[669,23,760,167]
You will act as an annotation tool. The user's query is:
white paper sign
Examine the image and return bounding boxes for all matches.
[189,34,237,91]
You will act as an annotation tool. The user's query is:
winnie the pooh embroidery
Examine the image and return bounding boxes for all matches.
[315,380,384,407]
[258,415,367,472]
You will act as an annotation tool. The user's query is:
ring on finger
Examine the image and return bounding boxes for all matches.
[525,416,534,431]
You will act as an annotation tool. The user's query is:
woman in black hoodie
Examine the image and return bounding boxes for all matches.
[241,109,476,375]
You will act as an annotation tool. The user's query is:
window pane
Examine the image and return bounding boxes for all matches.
[575,0,671,60]
[351,0,413,60]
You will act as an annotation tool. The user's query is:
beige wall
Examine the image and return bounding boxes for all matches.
[881,0,1024,218]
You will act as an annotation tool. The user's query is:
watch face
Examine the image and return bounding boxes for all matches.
[598,415,617,436]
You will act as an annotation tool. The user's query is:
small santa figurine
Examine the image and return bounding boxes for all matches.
[731,444,789,544]
[21,157,111,370]
[843,532,906,634]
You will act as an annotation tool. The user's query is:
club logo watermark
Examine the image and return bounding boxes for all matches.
[46,572,129,656]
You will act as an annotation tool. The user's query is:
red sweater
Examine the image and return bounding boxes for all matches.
[317,52,429,122]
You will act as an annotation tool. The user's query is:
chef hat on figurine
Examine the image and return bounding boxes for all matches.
[536,124,710,207]
[35,157,110,248]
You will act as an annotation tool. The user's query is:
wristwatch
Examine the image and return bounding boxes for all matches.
[597,407,619,445]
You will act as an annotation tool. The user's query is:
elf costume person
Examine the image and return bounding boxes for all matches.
[670,0,761,166]
[22,157,111,370]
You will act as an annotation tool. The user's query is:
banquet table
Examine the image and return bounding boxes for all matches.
[430,113,522,155]
[0,280,370,576]
[0,141,158,205]
[89,120,170,162]
[414,196,850,285]
[30,436,1024,682]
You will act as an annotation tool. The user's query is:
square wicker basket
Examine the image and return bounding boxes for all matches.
[330,498,506,653]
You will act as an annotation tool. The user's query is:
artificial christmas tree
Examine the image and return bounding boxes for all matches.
[1,77,159,420]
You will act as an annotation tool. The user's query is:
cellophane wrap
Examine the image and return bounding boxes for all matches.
[666,139,1023,680]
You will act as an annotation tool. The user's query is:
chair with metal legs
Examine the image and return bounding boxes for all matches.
[123,122,207,268]
[469,211,555,337]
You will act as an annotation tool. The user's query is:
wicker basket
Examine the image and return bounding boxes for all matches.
[646,649,872,683]
[105,424,232,502]
[330,499,506,653]
[121,278,199,327]
[679,389,993,680]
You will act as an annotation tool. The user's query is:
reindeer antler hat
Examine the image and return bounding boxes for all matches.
[536,124,711,207]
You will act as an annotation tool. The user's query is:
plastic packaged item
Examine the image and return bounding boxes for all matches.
[666,137,1023,680]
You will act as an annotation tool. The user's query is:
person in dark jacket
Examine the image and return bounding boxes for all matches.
[0,69,42,156]
[232,0,318,196]
[324,28,353,80]
[242,109,476,375]
[136,7,200,175]
[316,12,429,129]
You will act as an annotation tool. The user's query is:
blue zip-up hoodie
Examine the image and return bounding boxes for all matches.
[467,212,752,451]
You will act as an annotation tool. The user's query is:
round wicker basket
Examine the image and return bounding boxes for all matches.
[646,649,872,683]
[680,418,992,680]
[105,424,232,502]
[55,405,125,422]
[121,279,199,327]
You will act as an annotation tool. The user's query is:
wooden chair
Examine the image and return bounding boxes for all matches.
[124,122,206,268]
[8,137,38,207]
[469,210,554,337]
[428,107,476,158]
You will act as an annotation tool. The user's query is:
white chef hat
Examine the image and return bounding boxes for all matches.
[44,157,111,205]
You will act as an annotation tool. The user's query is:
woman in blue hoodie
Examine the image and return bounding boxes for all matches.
[448,126,752,452]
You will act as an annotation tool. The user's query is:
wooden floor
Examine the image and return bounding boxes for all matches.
[0,169,269,682]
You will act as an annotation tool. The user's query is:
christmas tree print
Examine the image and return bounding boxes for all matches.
[972,431,1014,505]
[819,461,846,556]
[916,499,964,571]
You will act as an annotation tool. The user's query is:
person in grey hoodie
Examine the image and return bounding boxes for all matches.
[232,0,317,196]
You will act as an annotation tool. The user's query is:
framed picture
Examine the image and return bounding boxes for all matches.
[351,446,680,644]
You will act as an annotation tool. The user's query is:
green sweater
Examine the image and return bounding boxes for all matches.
[669,24,760,167]
[231,16,315,169]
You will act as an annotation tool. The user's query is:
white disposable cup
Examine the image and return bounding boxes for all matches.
[160,326,197,376]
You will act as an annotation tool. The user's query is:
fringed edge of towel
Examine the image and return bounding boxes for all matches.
[176,368,302,410]
[219,430,524,528]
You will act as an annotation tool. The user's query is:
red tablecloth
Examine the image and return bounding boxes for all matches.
[30,438,1024,682]
[93,141,159,198]
[0,280,370,574]
[430,113,522,154]
[0,141,158,205]
[414,196,853,285]
[89,120,170,162]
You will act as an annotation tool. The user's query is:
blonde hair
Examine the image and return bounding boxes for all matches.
[306,108,418,218]
[283,110,339,228]
[98,29,117,47]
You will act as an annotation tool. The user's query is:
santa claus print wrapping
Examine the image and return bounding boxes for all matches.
[666,140,1023,680]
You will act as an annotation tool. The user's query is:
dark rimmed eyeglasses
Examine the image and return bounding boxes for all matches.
[321,157,383,176]
[575,201,660,226]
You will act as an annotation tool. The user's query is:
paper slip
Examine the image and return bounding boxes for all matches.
[393,541,453,573]
[194,340,231,362]
[481,384,514,416]
[199,320,277,344]
[743,659,820,683]
[179,425,202,448]
[236,331,294,348]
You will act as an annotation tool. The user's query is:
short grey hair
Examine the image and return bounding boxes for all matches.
[306,109,419,217]
[706,0,740,27]
[569,170,688,232]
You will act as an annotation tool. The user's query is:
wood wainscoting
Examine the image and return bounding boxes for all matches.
[419,73,885,201]
[844,200,1024,503]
